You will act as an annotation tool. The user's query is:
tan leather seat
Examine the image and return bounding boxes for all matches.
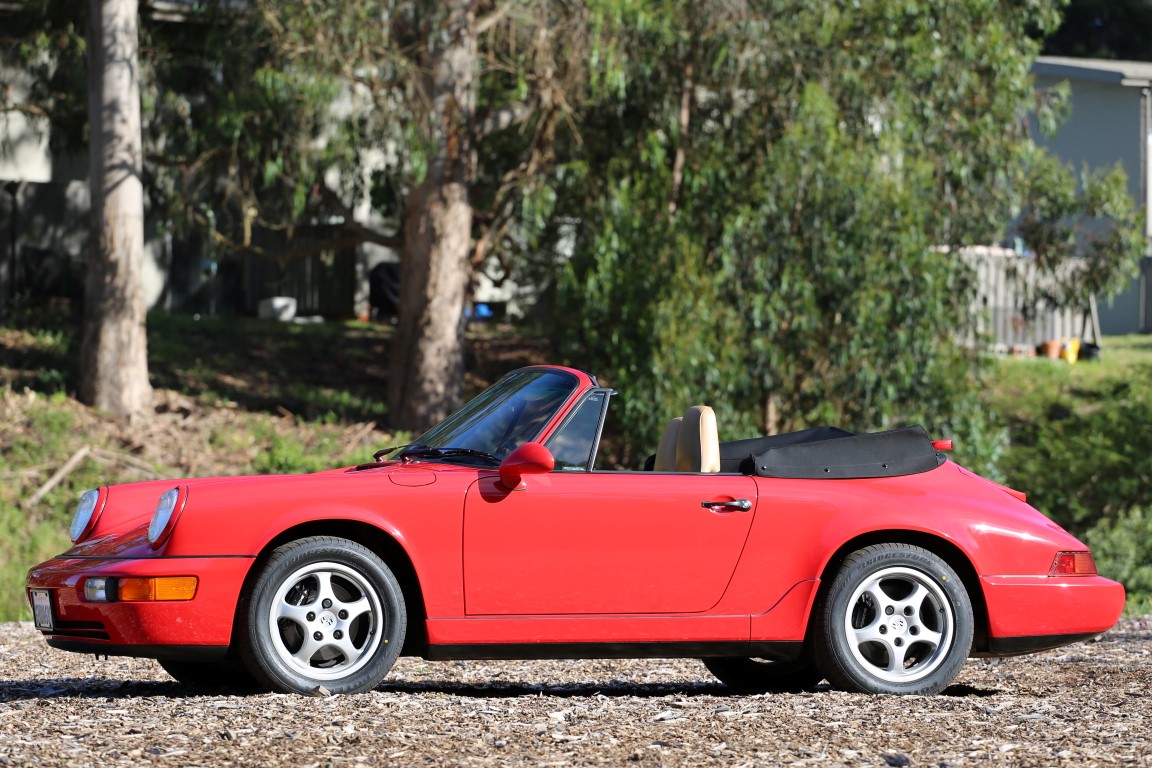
[653,416,682,471]
[676,405,720,473]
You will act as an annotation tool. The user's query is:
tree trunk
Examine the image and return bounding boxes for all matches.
[80,0,152,417]
[387,1,476,432]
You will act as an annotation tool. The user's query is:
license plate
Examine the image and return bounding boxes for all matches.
[31,590,54,631]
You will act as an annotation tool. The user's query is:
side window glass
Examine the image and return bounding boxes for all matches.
[546,392,606,471]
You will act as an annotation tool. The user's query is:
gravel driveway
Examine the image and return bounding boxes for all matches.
[1,619,1149,767]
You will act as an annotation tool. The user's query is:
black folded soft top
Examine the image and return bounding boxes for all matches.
[719,425,945,479]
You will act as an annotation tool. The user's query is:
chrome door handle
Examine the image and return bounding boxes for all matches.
[701,499,752,512]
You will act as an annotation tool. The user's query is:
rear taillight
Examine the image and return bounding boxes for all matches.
[1050,551,1098,576]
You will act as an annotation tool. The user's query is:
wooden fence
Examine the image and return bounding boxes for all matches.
[959,246,1096,352]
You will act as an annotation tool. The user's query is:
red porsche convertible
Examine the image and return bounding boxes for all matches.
[27,365,1124,696]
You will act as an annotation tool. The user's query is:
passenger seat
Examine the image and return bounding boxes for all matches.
[676,405,720,473]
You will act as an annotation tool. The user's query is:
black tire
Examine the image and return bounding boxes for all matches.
[237,536,406,695]
[814,543,973,695]
[702,656,824,693]
[158,658,267,693]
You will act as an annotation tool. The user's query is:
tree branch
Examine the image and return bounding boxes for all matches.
[314,181,404,250]
[668,36,696,217]
[0,103,50,119]
[476,3,512,35]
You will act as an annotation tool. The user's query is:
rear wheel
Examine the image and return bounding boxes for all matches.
[238,536,406,695]
[702,656,824,693]
[814,543,973,695]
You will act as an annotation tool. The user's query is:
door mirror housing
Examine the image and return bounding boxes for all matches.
[499,443,555,490]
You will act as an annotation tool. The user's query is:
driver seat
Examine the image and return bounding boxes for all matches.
[676,405,720,473]
[653,416,682,471]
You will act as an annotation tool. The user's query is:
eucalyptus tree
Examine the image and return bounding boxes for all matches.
[80,0,154,417]
[554,0,1143,468]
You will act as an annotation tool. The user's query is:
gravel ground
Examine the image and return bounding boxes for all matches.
[1,619,1149,767]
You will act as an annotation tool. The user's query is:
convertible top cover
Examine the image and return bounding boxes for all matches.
[747,425,944,479]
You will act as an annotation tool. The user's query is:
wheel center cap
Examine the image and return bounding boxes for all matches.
[889,617,907,633]
[319,611,337,629]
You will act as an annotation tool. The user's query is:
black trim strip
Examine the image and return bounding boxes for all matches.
[45,638,229,661]
[979,632,1101,657]
[424,641,802,662]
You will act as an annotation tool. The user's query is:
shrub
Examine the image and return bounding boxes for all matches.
[1083,506,1152,606]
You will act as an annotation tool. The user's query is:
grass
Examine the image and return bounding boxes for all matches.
[987,335,1152,423]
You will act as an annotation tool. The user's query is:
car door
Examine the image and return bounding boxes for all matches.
[462,471,758,615]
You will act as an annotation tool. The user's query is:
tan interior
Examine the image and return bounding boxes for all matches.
[675,405,721,473]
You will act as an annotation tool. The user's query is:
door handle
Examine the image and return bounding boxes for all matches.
[701,498,752,512]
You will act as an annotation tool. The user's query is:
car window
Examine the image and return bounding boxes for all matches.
[410,369,578,460]
[546,391,608,471]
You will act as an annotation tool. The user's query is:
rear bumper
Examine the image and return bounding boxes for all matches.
[979,574,1125,656]
[26,555,252,654]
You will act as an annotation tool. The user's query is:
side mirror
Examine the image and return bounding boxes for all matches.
[498,442,555,490]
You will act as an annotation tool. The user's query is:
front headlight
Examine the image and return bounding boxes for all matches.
[69,489,104,542]
[148,488,184,548]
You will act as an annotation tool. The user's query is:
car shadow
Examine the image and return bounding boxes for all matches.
[377,679,734,699]
[0,677,195,702]
[0,676,735,702]
[378,680,1002,698]
[939,683,1000,697]
[0,677,1002,702]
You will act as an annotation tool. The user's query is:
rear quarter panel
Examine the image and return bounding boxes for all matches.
[723,461,1092,640]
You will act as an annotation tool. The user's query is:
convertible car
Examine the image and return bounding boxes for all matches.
[27,365,1124,696]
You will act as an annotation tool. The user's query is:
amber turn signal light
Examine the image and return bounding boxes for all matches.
[1049,551,1097,577]
[117,576,199,602]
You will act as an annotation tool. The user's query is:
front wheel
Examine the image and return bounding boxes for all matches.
[702,656,824,693]
[814,543,973,695]
[238,536,406,695]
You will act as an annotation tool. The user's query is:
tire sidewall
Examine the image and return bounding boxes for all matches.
[240,537,406,695]
[817,544,973,695]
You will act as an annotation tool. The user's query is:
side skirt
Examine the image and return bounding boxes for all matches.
[46,638,229,662]
[423,641,802,662]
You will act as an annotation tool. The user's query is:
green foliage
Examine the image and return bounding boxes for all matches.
[1084,507,1152,604]
[990,338,1152,530]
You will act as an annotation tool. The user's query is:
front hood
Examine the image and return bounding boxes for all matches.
[64,460,483,558]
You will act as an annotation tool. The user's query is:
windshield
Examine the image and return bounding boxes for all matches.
[400,369,579,462]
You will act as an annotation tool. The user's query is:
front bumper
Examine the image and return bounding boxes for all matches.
[979,574,1125,655]
[26,554,253,657]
